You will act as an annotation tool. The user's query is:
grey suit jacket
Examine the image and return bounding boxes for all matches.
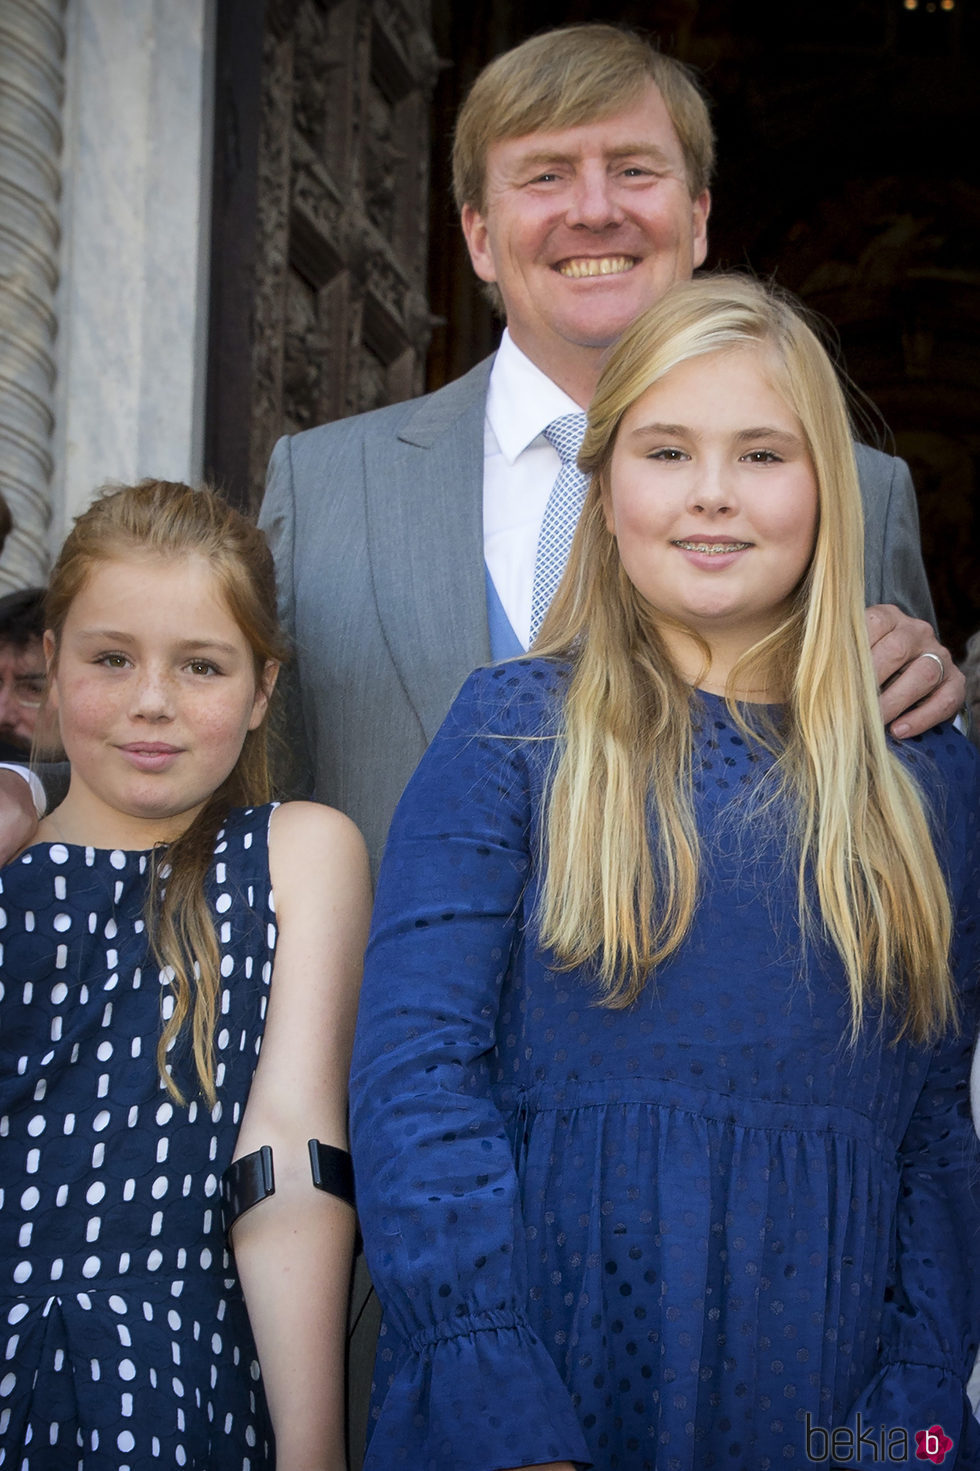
[260,354,935,873]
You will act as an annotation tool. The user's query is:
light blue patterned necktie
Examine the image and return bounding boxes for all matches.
[529,411,589,644]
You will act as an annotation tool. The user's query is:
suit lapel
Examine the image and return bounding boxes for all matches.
[364,358,493,744]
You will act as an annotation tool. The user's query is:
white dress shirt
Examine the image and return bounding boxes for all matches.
[0,762,45,815]
[483,330,582,650]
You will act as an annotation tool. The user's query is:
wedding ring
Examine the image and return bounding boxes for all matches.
[918,651,946,687]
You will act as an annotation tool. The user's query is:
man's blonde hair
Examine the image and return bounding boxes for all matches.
[452,24,714,215]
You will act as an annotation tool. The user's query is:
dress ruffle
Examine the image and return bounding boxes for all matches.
[366,1313,592,1471]
[838,1361,980,1468]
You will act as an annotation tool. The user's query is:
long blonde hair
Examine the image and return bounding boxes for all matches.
[534,275,954,1042]
[45,480,288,1102]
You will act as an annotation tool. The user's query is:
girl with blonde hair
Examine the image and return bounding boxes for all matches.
[350,278,979,1470]
[0,481,370,1470]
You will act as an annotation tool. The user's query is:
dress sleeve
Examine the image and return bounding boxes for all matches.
[839,738,980,1468]
[349,664,591,1471]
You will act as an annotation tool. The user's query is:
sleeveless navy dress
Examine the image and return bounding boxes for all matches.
[0,805,277,1469]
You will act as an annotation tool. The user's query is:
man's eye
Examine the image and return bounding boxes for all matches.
[14,676,45,703]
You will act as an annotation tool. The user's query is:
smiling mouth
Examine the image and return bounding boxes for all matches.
[555,256,637,278]
[672,540,752,554]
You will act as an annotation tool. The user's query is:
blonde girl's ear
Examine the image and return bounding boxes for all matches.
[247,659,280,731]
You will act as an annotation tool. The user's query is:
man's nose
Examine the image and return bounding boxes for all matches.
[565,168,625,230]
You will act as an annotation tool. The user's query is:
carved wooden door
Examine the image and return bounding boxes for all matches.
[207,0,439,513]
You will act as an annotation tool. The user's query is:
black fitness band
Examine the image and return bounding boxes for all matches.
[308,1138,356,1210]
[221,1144,275,1238]
[221,1140,356,1240]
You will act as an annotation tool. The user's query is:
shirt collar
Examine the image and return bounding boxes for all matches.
[486,329,582,464]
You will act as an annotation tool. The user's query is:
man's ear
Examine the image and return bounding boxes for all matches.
[460,203,498,285]
[692,188,711,271]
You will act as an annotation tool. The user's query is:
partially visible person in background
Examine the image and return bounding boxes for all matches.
[0,587,50,760]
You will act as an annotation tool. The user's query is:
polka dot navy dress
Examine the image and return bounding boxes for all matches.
[0,805,277,1470]
[350,662,980,1471]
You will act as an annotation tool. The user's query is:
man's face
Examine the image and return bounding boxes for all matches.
[0,637,46,751]
[461,81,710,393]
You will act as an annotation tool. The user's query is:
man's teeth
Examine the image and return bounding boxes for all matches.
[557,256,635,278]
[674,541,751,553]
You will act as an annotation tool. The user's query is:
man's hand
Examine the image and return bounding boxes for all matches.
[866,604,964,739]
[0,767,40,864]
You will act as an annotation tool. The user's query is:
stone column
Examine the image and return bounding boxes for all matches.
[0,0,67,591]
[51,0,216,547]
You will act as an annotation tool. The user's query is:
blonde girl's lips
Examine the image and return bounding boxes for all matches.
[555,255,637,278]
[672,540,752,554]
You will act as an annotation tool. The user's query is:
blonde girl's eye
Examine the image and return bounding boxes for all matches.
[96,652,131,669]
[740,449,783,464]
[647,447,689,462]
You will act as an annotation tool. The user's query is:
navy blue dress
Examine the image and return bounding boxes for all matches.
[350,661,980,1471]
[0,806,278,1470]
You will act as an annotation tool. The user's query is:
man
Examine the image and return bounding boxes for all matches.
[0,588,48,761]
[259,24,958,876]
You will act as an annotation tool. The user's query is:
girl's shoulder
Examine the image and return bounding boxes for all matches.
[449,657,570,739]
[267,799,365,860]
[892,721,979,804]
[266,800,370,925]
[891,725,978,886]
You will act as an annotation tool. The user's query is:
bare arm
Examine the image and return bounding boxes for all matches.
[505,1464,578,1470]
[0,767,40,862]
[866,605,965,739]
[230,801,371,1471]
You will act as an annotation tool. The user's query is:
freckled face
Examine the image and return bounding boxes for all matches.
[46,555,273,846]
[602,346,819,661]
[461,82,709,385]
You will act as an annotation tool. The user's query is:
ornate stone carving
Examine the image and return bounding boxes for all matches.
[0,0,66,588]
